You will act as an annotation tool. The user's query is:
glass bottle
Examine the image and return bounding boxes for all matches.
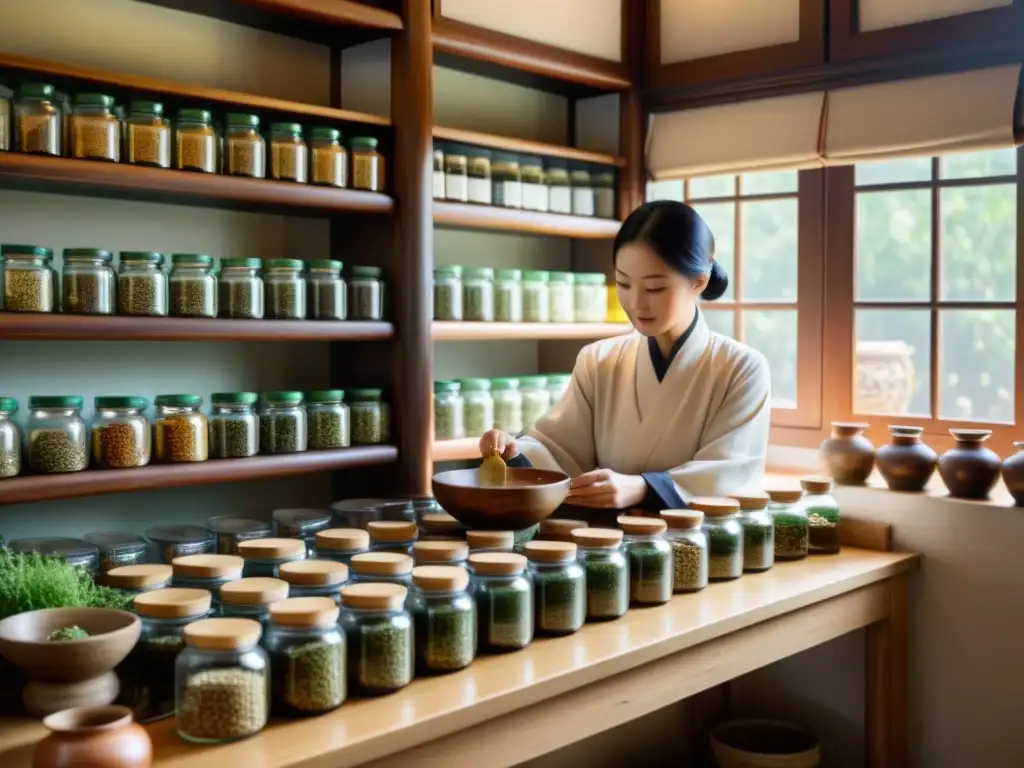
[468,552,532,652]
[208,392,259,459]
[126,100,170,168]
[368,520,418,556]
[25,395,88,474]
[491,378,523,434]
[105,563,172,596]
[62,248,116,315]
[521,156,548,212]
[731,492,775,573]
[278,560,349,603]
[315,528,370,567]
[434,380,464,440]
[459,378,494,436]
[154,394,209,463]
[307,259,346,320]
[519,376,549,431]
[467,147,492,205]
[521,270,550,323]
[218,258,264,319]
[433,147,445,199]
[492,152,522,208]
[767,488,808,560]
[0,83,11,151]
[466,530,515,554]
[593,171,616,218]
[350,136,384,191]
[408,565,476,674]
[9,537,99,571]
[574,273,608,323]
[260,391,307,454]
[90,395,151,469]
[413,540,469,567]
[274,508,332,557]
[2,244,56,312]
[238,538,306,578]
[571,167,595,216]
[462,267,494,322]
[340,583,412,695]
[548,271,575,323]
[70,93,120,162]
[145,524,213,563]
[547,164,571,215]
[118,251,168,317]
[800,476,841,555]
[494,268,523,323]
[691,498,744,582]
[175,109,217,173]
[444,146,468,202]
[265,597,346,715]
[169,253,217,318]
[264,259,306,320]
[225,113,265,178]
[348,266,383,320]
[433,265,463,321]
[618,515,673,606]
[0,397,21,479]
[348,389,384,445]
[349,552,414,588]
[269,123,307,182]
[310,127,347,187]
[306,390,350,450]
[547,373,572,405]
[171,554,245,609]
[572,528,628,621]
[14,82,60,155]
[661,510,709,593]
[524,541,585,636]
[220,577,290,624]
[206,516,271,556]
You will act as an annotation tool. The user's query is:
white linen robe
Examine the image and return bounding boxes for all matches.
[518,312,771,501]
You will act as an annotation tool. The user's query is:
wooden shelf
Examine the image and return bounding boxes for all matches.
[432,321,630,341]
[0,446,398,505]
[434,201,620,238]
[432,438,479,462]
[432,127,624,167]
[0,314,394,342]
[230,0,402,30]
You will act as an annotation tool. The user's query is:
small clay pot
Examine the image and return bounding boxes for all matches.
[819,422,875,485]
[875,426,938,492]
[33,705,152,768]
[1001,441,1024,506]
[938,429,1001,500]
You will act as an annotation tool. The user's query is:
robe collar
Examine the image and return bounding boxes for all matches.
[648,308,701,383]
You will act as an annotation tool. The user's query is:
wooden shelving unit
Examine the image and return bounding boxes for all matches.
[432,321,630,341]
[434,201,620,237]
[432,126,624,167]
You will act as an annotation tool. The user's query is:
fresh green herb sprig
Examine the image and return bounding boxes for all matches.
[0,548,131,619]
[48,625,90,641]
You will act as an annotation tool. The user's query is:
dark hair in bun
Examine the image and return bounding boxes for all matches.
[614,200,730,302]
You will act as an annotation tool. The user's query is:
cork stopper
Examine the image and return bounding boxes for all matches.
[350,552,414,576]
[572,527,623,548]
[367,521,418,543]
[278,559,348,587]
[184,617,261,650]
[466,530,515,550]
[105,564,172,590]
[468,552,527,576]
[269,596,340,629]
[540,518,588,538]
[172,553,244,579]
[420,512,465,535]
[316,528,370,552]
[687,497,740,517]
[341,582,407,611]
[766,488,804,504]
[411,565,469,592]
[616,516,667,536]
[237,537,305,560]
[524,540,577,563]
[413,540,469,564]
[800,476,834,494]
[729,491,770,511]
[220,577,289,606]
[134,587,211,619]
[661,510,704,530]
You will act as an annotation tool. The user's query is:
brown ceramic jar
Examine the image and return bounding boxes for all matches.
[819,422,875,485]
[875,426,938,492]
[938,429,1001,500]
[33,705,152,768]
[1001,442,1024,506]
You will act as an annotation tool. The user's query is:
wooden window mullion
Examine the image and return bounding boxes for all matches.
[930,157,941,420]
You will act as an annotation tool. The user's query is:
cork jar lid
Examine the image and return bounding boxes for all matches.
[466,530,515,549]
[572,527,624,548]
[316,528,370,552]
[279,559,348,587]
[341,582,407,611]
[367,521,418,543]
[468,552,527,576]
[237,537,306,560]
[350,552,413,576]
[411,565,469,592]
[616,516,667,536]
[134,587,211,619]
[729,491,770,511]
[172,553,244,579]
[269,596,340,629]
[661,510,704,530]
[413,540,469,564]
[800,476,834,493]
[524,540,577,563]
[420,512,465,534]
[766,488,803,504]
[106,563,172,590]
[220,577,289,606]
[540,518,588,535]
[687,497,740,517]
[184,617,261,650]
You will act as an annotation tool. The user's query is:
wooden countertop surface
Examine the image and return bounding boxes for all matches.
[0,548,917,768]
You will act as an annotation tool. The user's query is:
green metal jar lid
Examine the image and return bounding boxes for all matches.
[350,266,382,278]
[548,271,575,283]
[83,531,147,554]
[64,248,113,262]
[155,394,203,407]
[263,390,304,404]
[593,172,615,186]
[145,523,210,543]
[311,127,341,142]
[1,245,52,259]
[75,93,115,108]
[308,259,343,271]
[495,268,522,280]
[458,378,491,392]
[171,253,213,265]
[120,251,165,265]
[518,375,548,389]
[30,395,84,409]
[265,258,304,270]
[221,257,262,269]
[466,146,492,160]
[270,122,303,135]
[0,397,18,413]
[350,136,378,150]
[490,377,520,390]
[522,270,550,282]
[177,108,212,124]
[211,392,259,406]
[434,265,462,277]
[434,380,461,394]
[95,395,149,410]
[575,272,607,285]
[462,267,494,280]
[306,389,345,403]
[129,100,164,115]
[492,151,519,166]
[18,83,55,99]
[227,113,260,127]
[347,388,382,402]
[520,156,544,170]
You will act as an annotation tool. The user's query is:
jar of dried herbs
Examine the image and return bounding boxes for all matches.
[368,520,418,556]
[117,251,168,316]
[340,582,412,694]
[169,253,217,318]
[538,518,588,543]
[408,566,475,674]
[521,156,548,212]
[62,248,116,315]
[274,508,332,557]
[206,516,271,556]
[433,147,445,198]
[691,497,744,582]
[492,153,522,208]
[220,576,290,624]
[434,380,465,440]
[444,146,468,202]
[90,395,151,468]
[208,391,259,458]
[767,488,808,561]
[525,541,585,635]
[146,524,213,563]
[126,100,170,168]
[799,476,841,555]
[468,552,532,651]
[350,551,414,588]
[265,597,346,715]
[26,395,88,474]
[433,265,463,321]
[348,389,384,445]
[593,171,616,219]
[316,528,370,566]
[348,265,384,320]
[70,93,120,162]
[175,109,217,173]
[547,164,571,215]
[270,123,307,183]
[466,530,514,554]
[574,273,607,323]
[264,259,307,319]
[462,267,494,322]
[413,540,469,567]
[548,271,575,324]
[618,515,672,606]
[218,258,264,319]
[14,83,60,155]
[0,397,21,479]
[731,492,775,573]
[522,270,550,323]
[172,554,245,609]
[154,394,209,463]
[572,528,628,621]
[462,147,491,204]
[279,559,349,602]
[459,378,493,436]
[306,390,350,450]
[307,259,346,320]
[661,510,709,593]
[350,136,384,191]
[310,127,347,187]
[9,537,99,571]
[491,378,523,434]
[238,538,306,579]
[106,563,172,596]
[176,617,269,743]
[571,168,595,217]
[225,113,265,178]
[494,268,523,323]
[519,376,549,431]
[259,390,307,454]
[547,373,572,404]
[2,244,56,313]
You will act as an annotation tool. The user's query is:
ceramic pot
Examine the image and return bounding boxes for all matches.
[710,719,820,768]
[1001,442,1024,506]
[819,422,875,485]
[33,705,152,768]
[938,429,1001,500]
[875,426,938,492]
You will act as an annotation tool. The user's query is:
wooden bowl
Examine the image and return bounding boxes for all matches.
[432,467,571,530]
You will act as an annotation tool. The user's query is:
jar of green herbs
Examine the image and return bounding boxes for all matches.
[219,577,290,626]
[260,391,307,454]
[460,378,494,436]
[171,554,244,609]
[521,270,550,323]
[524,540,585,636]
[348,389,384,445]
[492,378,523,434]
[26,395,89,475]
[618,515,672,606]
[433,265,463,321]
[494,268,523,323]
[348,265,383,320]
[462,267,494,322]
[118,251,168,317]
[349,551,414,588]
[0,397,19,479]
[767,488,809,560]
[265,597,346,715]
[731,492,775,573]
[105,563,172,597]
[468,552,532,651]
[274,508,333,557]
[408,566,475,674]
[306,390,350,450]
[307,259,346,320]
[572,528,628,621]
[238,538,306,578]
[205,516,271,556]
[692,497,744,581]
[278,559,349,603]
[521,156,548,212]
[169,253,216,318]
[315,528,370,566]
[264,259,306,320]
[84,531,148,574]
[661,510,708,593]
[340,582,414,695]
[218,258,264,319]
[519,375,549,431]
[799,476,841,555]
[208,392,259,459]
[434,380,464,440]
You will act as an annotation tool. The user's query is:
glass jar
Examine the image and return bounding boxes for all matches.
[413,540,469,567]
[572,528,628,621]
[2,244,56,312]
[494,268,523,323]
[459,378,493,436]
[278,560,348,603]
[274,508,332,557]
[259,391,307,454]
[521,270,550,323]
[118,251,168,317]
[368,520,417,556]
[618,515,673,606]
[348,389,384,445]
[146,524,213,563]
[14,83,60,155]
[176,618,269,743]
[548,271,575,323]
[0,397,21,479]
[444,147,468,202]
[491,378,523,434]
[316,528,371,566]
[547,373,572,405]
[467,148,492,205]
[466,530,515,554]
[692,498,744,582]
[524,541,585,636]
[175,109,216,173]
[468,552,532,652]
[800,476,841,555]
[380,400,391,442]
[206,516,271,556]
[264,259,306,320]
[154,394,209,463]
[306,390,350,450]
[90,395,151,468]
[106,563,172,596]
[238,538,306,578]
[408,565,475,674]
[329,498,414,529]
[0,84,10,151]
[433,265,463,321]
[571,168,595,216]
[492,153,522,208]
[220,577,290,623]
[208,392,259,459]
[269,123,307,183]
[767,488,809,560]
[310,127,347,187]
[26,395,88,474]
[434,380,464,440]
[70,93,119,162]
[172,554,245,608]
[732,492,775,573]
[349,552,414,588]
[574,273,607,323]
[418,512,465,541]
[62,248,116,315]
[169,253,217,318]
[521,157,548,212]
[225,113,265,178]
[340,582,413,694]
[350,136,384,191]
[265,597,346,715]
[307,259,346,320]
[547,165,571,215]
[593,172,616,218]
[662,510,709,592]
[519,376,549,431]
[462,267,494,322]
[126,100,170,168]
[432,147,445,199]
[348,265,384,320]
[10,537,99,571]
[218,258,263,319]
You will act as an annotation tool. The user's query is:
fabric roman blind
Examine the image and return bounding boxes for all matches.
[659,0,801,63]
[858,0,1011,33]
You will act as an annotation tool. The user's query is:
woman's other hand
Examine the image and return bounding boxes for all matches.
[566,469,647,509]
[479,429,518,461]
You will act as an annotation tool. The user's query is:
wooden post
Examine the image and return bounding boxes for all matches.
[865,574,910,766]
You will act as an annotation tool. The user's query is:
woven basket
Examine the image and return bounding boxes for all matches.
[710,719,821,768]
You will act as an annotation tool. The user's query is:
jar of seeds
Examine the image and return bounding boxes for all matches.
[238,538,306,578]
[274,508,332,557]
[348,265,384,320]
[539,518,588,543]
[618,515,672,606]
[260,391,307,454]
[519,376,549,431]
[172,554,245,609]
[494,268,523,323]
[691,497,743,581]
[491,378,523,434]
[368,520,417,556]
[547,164,571,214]
[467,147,492,205]
[269,123,307,183]
[126,100,170,168]
[593,172,616,218]
[146,524,213,563]
[571,168,595,216]
[218,258,264,319]
[62,248,116,315]
[306,390,350,450]
[206,516,271,556]
[14,83,60,155]
[521,157,548,212]
[70,93,120,162]
[330,497,415,529]
[307,259,346,320]
[106,563,172,596]
[731,492,774,573]
[340,582,413,694]
[548,271,575,323]
[169,254,216,318]
[82,531,147,575]
[9,537,99,571]
[547,373,572,405]
[90,395,151,468]
[661,510,709,593]
[522,270,550,323]
[176,617,269,743]
[468,552,532,651]
[175,109,217,173]
[349,552,414,588]
[265,597,346,715]
[348,389,384,445]
[278,560,349,603]
[459,378,494,436]
[26,395,88,474]
[462,267,494,322]
[572,528,628,621]
[154,394,209,463]
[418,511,465,540]
[434,380,464,440]
[220,577,290,624]
[208,391,259,459]
[224,114,265,178]
[799,476,841,555]
[444,146,468,202]
[413,540,469,567]
[492,153,522,208]
[350,136,384,191]
[310,127,347,187]
[524,541,585,636]
[264,259,307,319]
[408,565,476,675]
[316,528,370,566]
[0,397,22,479]
[767,488,808,560]
[466,530,514,554]
[433,147,445,198]
[574,273,608,323]
[2,244,56,312]
[433,265,463,321]
[117,251,168,316]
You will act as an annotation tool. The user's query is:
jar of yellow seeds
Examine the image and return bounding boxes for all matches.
[126,100,170,168]
[225,113,265,179]
[310,127,347,187]
[175,109,216,173]
[154,394,209,463]
[270,123,307,183]
[70,93,120,162]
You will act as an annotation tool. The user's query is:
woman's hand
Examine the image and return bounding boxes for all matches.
[565,469,647,509]
[479,429,518,461]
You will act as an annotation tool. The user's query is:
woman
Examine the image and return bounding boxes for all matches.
[479,200,771,516]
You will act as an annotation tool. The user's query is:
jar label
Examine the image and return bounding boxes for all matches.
[433,170,446,199]
[468,177,492,205]
[572,188,595,217]
[445,174,468,202]
[549,187,572,214]
[522,182,549,212]
[594,187,616,219]
[494,181,522,209]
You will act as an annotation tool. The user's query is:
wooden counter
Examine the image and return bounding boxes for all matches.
[0,547,916,768]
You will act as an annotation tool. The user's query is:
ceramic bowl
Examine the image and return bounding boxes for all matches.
[432,467,571,530]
